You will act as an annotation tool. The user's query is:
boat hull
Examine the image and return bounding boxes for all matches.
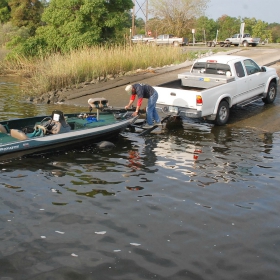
[0,111,136,160]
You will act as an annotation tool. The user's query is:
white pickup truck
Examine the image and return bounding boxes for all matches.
[150,34,188,47]
[225,33,260,47]
[155,55,279,125]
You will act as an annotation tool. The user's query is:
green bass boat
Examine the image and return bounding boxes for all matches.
[0,98,138,160]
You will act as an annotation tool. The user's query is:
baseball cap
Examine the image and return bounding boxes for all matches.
[125,85,133,94]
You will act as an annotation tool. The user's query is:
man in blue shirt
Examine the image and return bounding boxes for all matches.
[124,83,162,128]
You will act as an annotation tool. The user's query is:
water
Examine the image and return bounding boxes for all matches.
[0,77,88,120]
[1,77,280,279]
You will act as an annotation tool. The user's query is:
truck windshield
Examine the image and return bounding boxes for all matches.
[192,62,231,75]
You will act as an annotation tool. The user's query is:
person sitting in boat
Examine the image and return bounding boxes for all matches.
[124,84,162,128]
[88,97,108,112]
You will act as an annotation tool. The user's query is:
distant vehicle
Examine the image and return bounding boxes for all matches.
[206,40,232,47]
[150,34,188,47]
[131,34,154,44]
[225,33,260,47]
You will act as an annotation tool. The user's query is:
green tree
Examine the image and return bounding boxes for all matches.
[0,22,29,45]
[241,17,257,35]
[36,0,133,53]
[135,17,145,34]
[148,0,209,37]
[268,23,280,43]
[195,16,218,42]
[216,15,240,40]
[252,20,272,42]
[8,0,44,36]
[0,0,10,23]
[7,0,133,57]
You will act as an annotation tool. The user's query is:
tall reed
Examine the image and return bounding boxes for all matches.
[1,44,210,95]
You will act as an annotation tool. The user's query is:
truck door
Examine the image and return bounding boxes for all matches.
[157,35,165,45]
[156,35,164,45]
[232,34,239,45]
[243,59,266,97]
[232,61,249,103]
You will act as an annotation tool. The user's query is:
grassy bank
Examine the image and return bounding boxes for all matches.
[0,45,212,95]
[0,48,9,62]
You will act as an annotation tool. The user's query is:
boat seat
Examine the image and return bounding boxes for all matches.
[0,124,8,133]
[10,129,29,141]
[48,110,71,134]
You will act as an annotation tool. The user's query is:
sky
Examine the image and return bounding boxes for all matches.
[134,0,279,24]
[206,0,279,24]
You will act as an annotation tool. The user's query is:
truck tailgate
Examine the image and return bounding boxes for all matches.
[154,86,198,109]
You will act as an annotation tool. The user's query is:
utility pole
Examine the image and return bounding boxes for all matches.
[132,0,135,37]
[145,0,148,35]
[132,0,149,35]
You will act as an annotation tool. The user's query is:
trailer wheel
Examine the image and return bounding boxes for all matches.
[215,100,229,125]
[207,42,212,47]
[262,82,277,104]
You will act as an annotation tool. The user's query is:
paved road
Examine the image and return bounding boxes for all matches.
[66,48,280,133]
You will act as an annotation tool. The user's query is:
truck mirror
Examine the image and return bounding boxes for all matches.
[261,66,266,72]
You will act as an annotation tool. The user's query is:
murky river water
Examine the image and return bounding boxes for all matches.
[1,77,280,279]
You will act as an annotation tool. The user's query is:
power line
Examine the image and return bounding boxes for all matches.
[131,0,149,36]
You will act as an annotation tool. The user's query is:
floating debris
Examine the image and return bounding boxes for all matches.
[130,243,141,246]
[55,231,65,234]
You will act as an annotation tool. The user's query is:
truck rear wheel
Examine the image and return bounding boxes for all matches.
[243,41,249,47]
[173,41,180,47]
[262,82,277,104]
[215,100,229,125]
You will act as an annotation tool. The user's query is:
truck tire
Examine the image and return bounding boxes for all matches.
[243,41,249,47]
[173,41,180,47]
[262,82,277,104]
[207,42,212,47]
[215,100,230,125]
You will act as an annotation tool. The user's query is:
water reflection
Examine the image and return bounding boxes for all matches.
[1,77,280,279]
[0,76,88,121]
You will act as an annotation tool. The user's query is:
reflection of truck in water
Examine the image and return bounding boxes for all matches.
[155,55,279,125]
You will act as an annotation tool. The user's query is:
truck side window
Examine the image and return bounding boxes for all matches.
[234,62,245,77]
[244,59,261,75]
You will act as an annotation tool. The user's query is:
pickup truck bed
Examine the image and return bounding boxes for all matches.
[178,72,235,88]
